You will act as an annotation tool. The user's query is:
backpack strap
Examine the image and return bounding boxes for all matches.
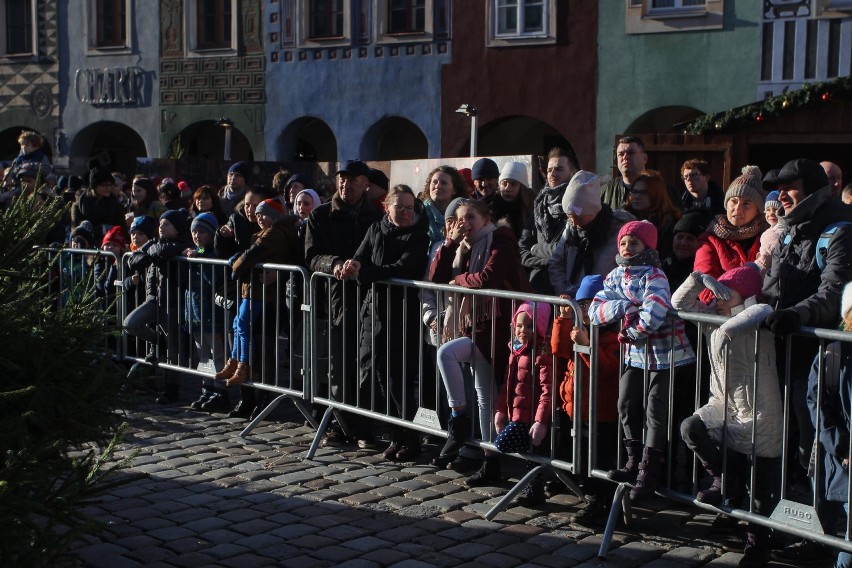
[816,221,852,271]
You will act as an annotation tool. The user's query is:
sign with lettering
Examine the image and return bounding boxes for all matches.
[74,67,144,105]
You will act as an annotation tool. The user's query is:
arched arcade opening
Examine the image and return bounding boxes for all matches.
[171,120,254,162]
[360,116,428,161]
[277,117,337,163]
[476,116,573,158]
[70,121,146,176]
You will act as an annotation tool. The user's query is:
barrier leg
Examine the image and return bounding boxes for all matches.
[306,406,335,460]
[552,469,586,501]
[484,464,544,521]
[598,483,628,559]
[240,393,288,438]
[292,397,320,430]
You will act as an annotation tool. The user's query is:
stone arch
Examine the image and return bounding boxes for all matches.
[278,116,338,162]
[169,120,254,162]
[69,121,146,175]
[360,116,428,161]
[624,105,704,134]
[476,115,574,158]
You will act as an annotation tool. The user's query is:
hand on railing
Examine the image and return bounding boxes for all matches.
[765,307,801,335]
[339,259,360,280]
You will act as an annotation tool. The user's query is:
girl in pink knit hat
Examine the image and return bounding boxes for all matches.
[590,220,695,501]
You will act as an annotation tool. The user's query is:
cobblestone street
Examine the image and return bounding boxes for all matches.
[70,390,803,568]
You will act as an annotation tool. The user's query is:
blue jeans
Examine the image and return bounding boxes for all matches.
[231,299,263,363]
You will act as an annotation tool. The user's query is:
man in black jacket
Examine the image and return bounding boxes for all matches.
[305,160,383,446]
[763,158,852,564]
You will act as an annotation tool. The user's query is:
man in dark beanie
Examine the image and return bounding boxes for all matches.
[762,157,852,565]
[471,158,499,201]
[220,161,251,217]
[70,167,125,246]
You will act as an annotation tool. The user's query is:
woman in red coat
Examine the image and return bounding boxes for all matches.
[693,166,767,303]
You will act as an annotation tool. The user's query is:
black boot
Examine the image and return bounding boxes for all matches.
[394,429,422,462]
[516,461,546,506]
[201,388,230,413]
[249,391,271,421]
[190,386,213,410]
[228,386,255,419]
[431,412,470,468]
[466,455,501,487]
[156,371,180,404]
[630,447,665,500]
[607,439,643,483]
[739,526,770,567]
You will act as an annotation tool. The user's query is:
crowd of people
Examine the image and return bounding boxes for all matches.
[10,127,852,568]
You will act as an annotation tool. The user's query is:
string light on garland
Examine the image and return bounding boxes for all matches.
[684,76,852,134]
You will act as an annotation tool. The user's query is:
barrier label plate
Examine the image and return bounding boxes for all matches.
[413,407,441,429]
[769,499,824,533]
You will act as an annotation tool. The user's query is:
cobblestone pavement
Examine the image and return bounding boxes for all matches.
[70,386,809,568]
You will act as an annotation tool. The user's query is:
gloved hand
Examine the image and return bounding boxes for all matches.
[766,308,801,335]
[617,328,634,345]
[494,411,508,434]
[529,422,548,446]
[699,273,732,300]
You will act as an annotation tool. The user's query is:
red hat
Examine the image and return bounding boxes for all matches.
[717,265,762,301]
[255,198,285,220]
[177,180,190,193]
[617,220,658,251]
[102,226,127,250]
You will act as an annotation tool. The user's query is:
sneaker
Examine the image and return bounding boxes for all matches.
[466,458,501,487]
[447,454,481,473]
[155,391,178,405]
[771,539,833,564]
[516,479,546,507]
[320,424,350,447]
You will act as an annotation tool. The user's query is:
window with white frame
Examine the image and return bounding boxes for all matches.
[184,0,237,54]
[388,0,425,33]
[626,0,723,33]
[647,0,706,14]
[486,0,555,46]
[0,0,35,56]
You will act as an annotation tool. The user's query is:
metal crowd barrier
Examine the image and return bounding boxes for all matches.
[591,308,852,559]
[304,272,590,518]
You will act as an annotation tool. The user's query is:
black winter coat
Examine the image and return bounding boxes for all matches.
[127,236,193,302]
[71,191,125,244]
[304,193,383,325]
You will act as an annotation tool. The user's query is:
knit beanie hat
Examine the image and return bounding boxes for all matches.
[499,162,529,187]
[89,167,114,188]
[256,198,285,221]
[513,301,551,340]
[444,197,466,220]
[367,168,389,190]
[562,170,602,216]
[293,189,321,215]
[673,211,710,237]
[842,282,852,319]
[717,264,762,301]
[160,208,190,236]
[102,226,126,250]
[471,158,499,180]
[191,212,219,236]
[458,168,474,192]
[725,165,765,207]
[617,220,658,251]
[285,172,314,190]
[575,274,605,302]
[764,191,782,211]
[129,215,156,239]
[70,220,95,247]
[228,161,250,180]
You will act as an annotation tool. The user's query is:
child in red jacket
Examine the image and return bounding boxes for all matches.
[551,274,620,524]
[490,301,552,505]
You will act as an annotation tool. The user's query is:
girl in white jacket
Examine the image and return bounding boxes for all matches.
[673,264,783,566]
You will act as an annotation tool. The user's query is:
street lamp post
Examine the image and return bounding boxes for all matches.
[216,117,234,161]
[455,104,478,157]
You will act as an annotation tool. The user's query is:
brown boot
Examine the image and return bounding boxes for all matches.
[215,358,238,381]
[226,363,250,386]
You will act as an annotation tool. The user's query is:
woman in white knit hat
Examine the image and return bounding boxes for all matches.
[491,161,534,239]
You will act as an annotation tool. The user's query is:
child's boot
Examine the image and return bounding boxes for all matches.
[516,461,546,506]
[608,439,643,483]
[226,363,250,386]
[228,386,256,419]
[201,388,230,413]
[466,455,501,487]
[696,460,724,505]
[739,526,770,567]
[215,358,238,381]
[431,412,470,468]
[629,446,665,500]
